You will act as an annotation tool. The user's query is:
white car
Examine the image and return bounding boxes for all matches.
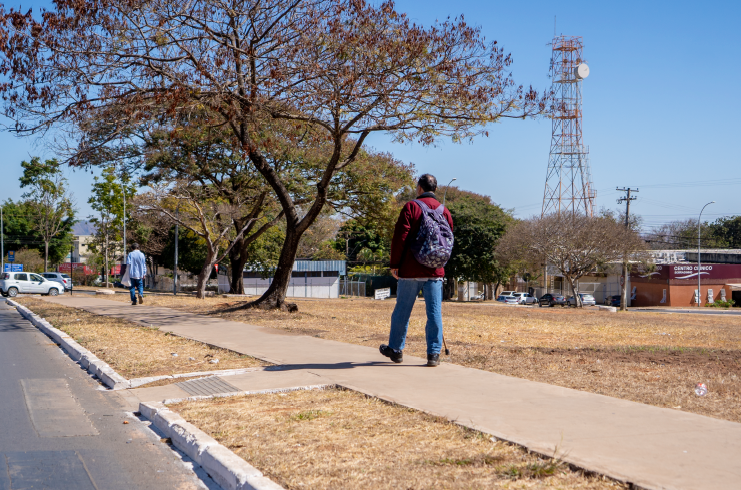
[496,291,517,302]
[567,293,597,307]
[505,292,537,305]
[0,272,64,297]
[41,272,73,291]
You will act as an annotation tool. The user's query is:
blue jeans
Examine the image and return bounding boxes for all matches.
[129,278,144,302]
[388,279,443,355]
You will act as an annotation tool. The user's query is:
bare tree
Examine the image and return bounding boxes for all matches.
[0,0,549,310]
[497,213,646,307]
[135,180,260,299]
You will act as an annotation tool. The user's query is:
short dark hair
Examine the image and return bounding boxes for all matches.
[418,174,437,192]
[131,243,140,250]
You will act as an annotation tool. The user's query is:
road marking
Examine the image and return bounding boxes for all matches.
[2,451,98,490]
[20,379,98,437]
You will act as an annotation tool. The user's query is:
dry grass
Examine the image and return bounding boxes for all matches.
[16,297,268,379]
[100,293,741,422]
[171,388,624,490]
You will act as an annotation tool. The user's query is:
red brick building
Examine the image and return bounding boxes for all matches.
[630,263,741,307]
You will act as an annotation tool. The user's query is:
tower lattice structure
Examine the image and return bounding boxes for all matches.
[541,35,595,217]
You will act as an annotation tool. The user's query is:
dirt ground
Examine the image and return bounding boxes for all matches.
[16,297,268,379]
[171,388,624,490]
[99,293,741,423]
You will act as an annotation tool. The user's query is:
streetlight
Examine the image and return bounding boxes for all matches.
[1,205,4,274]
[697,201,715,307]
[442,178,457,207]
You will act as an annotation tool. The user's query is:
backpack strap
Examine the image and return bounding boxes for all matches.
[413,199,444,214]
[412,199,429,211]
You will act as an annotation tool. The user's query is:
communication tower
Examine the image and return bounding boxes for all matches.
[541,35,595,216]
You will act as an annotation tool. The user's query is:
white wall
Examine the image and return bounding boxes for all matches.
[218,274,339,298]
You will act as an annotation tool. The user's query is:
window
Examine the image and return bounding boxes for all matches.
[43,273,54,278]
[323,271,339,277]
[308,271,322,277]
[16,273,28,281]
[291,271,305,278]
[61,274,71,279]
[0,273,8,280]
[31,274,44,282]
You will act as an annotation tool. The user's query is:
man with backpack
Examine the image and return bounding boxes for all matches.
[380,174,454,367]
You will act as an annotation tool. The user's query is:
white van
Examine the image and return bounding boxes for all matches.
[0,272,63,297]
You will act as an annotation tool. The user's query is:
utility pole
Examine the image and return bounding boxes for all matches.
[173,205,179,295]
[697,201,715,307]
[616,187,638,311]
[1,205,4,274]
[122,170,127,261]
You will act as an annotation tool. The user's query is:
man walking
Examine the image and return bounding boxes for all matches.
[380,174,454,367]
[127,243,146,306]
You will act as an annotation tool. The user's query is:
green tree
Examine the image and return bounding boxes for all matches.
[444,188,515,299]
[0,200,74,266]
[88,166,136,286]
[18,157,76,271]
[709,216,741,248]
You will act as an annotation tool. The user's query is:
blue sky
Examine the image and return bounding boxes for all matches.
[1,0,739,232]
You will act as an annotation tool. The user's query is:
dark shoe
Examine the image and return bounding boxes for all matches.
[131,300,137,306]
[138,294,143,305]
[427,353,440,367]
[379,344,403,363]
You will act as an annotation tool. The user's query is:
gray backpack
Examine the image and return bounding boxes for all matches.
[409,200,454,268]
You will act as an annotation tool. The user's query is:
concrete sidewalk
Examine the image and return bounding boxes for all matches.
[43,296,741,490]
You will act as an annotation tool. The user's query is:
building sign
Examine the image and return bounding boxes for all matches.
[7,251,14,262]
[633,263,741,281]
[58,263,96,275]
[4,263,22,272]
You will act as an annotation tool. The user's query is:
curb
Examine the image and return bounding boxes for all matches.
[6,298,131,389]
[140,401,285,490]
[4,298,273,391]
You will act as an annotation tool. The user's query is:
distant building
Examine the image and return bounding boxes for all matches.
[70,221,97,263]
[630,263,741,307]
[218,260,346,298]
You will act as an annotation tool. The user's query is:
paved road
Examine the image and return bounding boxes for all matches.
[634,307,741,316]
[0,302,214,490]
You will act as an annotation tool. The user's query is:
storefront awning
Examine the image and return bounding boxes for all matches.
[727,284,741,291]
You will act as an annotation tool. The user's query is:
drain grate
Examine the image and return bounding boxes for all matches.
[175,376,241,396]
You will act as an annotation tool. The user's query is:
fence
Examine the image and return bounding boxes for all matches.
[340,278,366,297]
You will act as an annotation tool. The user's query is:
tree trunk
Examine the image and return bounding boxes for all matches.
[228,239,246,294]
[486,283,493,300]
[242,228,301,312]
[196,250,218,300]
[44,241,49,273]
[567,276,581,308]
[620,260,628,311]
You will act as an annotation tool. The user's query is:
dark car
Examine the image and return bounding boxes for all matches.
[610,295,621,307]
[538,293,567,307]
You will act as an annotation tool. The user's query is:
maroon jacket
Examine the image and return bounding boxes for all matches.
[389,192,454,278]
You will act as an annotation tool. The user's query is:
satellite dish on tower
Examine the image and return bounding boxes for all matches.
[575,63,590,79]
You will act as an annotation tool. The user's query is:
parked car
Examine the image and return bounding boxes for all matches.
[609,295,621,307]
[496,291,517,302]
[506,292,537,305]
[538,293,567,307]
[0,272,63,297]
[567,293,597,307]
[41,272,73,291]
